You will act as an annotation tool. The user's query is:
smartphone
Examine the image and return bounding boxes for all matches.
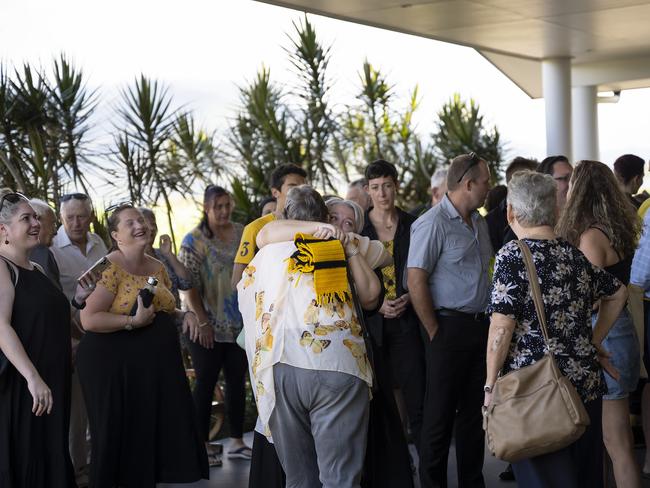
[78,256,110,282]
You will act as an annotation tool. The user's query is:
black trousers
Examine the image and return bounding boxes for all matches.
[382,317,426,449]
[419,314,489,488]
[511,399,603,488]
[249,431,285,488]
[186,340,247,440]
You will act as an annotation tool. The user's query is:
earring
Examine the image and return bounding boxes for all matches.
[3,238,7,245]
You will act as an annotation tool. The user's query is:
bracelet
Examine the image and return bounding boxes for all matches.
[198,321,209,328]
[71,297,86,310]
[346,246,360,258]
[125,315,135,331]
[483,384,493,393]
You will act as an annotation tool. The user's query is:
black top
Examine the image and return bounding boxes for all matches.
[589,226,633,285]
[485,198,517,254]
[361,207,419,344]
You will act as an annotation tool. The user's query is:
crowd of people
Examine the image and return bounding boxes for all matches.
[1,151,650,488]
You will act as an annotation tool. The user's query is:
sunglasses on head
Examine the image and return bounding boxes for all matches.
[0,192,29,213]
[456,152,482,183]
[105,201,134,217]
[61,193,89,203]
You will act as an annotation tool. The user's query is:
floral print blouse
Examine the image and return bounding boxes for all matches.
[488,238,621,402]
[178,224,244,343]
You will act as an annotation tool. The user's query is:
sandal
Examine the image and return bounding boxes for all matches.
[227,446,252,460]
[208,453,222,467]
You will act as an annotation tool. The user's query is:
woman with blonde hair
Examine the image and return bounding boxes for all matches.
[557,160,642,488]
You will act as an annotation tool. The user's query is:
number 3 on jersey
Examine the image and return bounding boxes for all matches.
[240,241,250,257]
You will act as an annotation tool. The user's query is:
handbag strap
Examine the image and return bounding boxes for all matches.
[345,264,378,393]
[515,240,551,345]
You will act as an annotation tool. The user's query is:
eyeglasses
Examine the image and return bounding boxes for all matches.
[456,152,482,183]
[0,192,28,213]
[105,201,133,216]
[60,193,89,202]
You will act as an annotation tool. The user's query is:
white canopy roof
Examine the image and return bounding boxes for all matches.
[256,0,650,98]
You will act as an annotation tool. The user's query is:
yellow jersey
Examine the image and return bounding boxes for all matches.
[234,213,277,265]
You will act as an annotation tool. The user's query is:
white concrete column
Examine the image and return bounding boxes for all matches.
[542,58,572,159]
[572,85,599,161]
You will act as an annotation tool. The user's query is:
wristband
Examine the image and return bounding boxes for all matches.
[346,246,360,258]
[71,297,86,310]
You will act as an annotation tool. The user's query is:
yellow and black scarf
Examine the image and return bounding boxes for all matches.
[286,233,351,306]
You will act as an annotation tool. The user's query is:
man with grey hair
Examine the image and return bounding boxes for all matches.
[430,168,448,206]
[407,153,493,488]
[51,192,107,488]
[346,178,372,211]
[28,198,61,288]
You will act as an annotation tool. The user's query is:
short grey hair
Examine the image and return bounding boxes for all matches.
[430,168,448,189]
[507,171,557,227]
[60,195,92,215]
[348,178,367,189]
[284,185,329,223]
[325,197,365,234]
[29,198,55,219]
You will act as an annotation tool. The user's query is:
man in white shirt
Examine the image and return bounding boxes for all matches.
[51,193,107,488]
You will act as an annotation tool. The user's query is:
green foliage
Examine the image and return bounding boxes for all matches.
[342,62,438,206]
[432,93,504,184]
[109,76,221,249]
[0,57,98,213]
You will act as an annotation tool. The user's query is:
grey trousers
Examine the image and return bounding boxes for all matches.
[269,363,370,488]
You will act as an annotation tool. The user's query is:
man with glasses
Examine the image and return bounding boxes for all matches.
[537,155,573,212]
[51,192,107,488]
[407,153,493,488]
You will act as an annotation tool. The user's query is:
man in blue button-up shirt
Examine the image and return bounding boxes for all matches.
[408,153,493,488]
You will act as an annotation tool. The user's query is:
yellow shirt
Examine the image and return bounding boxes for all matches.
[98,261,176,315]
[639,198,650,221]
[380,240,397,301]
[234,213,277,265]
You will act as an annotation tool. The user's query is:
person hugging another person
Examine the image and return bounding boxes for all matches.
[238,186,381,488]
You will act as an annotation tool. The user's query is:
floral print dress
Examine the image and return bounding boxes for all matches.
[487,238,621,402]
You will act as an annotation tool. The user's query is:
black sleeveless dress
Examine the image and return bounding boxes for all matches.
[0,264,76,488]
[76,311,208,488]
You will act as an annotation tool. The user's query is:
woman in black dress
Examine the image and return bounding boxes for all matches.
[0,191,96,487]
[77,204,208,488]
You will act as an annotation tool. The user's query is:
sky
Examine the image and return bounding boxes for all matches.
[1,0,649,185]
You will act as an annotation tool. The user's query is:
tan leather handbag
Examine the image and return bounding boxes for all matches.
[482,240,590,463]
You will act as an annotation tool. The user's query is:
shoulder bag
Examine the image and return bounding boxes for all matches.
[482,240,590,462]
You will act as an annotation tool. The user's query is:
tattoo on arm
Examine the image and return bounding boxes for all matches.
[491,326,507,352]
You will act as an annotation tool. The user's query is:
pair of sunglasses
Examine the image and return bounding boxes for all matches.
[60,192,89,202]
[105,201,134,216]
[456,152,482,183]
[0,192,28,212]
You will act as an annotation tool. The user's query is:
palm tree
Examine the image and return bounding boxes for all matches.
[432,93,504,184]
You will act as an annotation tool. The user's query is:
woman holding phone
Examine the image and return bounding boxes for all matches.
[0,189,97,488]
[78,203,208,488]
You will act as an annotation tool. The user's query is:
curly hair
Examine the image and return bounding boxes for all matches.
[556,160,640,258]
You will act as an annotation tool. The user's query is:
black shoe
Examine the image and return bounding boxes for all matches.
[499,464,515,481]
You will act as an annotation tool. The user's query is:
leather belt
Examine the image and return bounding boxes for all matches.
[436,308,488,322]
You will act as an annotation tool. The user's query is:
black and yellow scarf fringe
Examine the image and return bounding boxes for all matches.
[287,233,351,307]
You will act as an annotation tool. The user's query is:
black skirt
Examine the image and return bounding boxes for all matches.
[77,312,208,488]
